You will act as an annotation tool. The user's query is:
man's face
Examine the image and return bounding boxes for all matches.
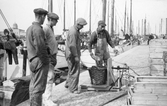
[52,19,58,26]
[78,24,84,30]
[4,32,9,36]
[41,15,46,24]
[98,25,105,31]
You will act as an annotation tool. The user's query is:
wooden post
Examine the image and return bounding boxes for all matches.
[4,55,7,80]
[22,47,27,76]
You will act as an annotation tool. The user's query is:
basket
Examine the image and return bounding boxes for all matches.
[88,66,107,85]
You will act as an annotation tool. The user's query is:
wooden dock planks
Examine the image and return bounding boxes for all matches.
[149,39,167,76]
[128,76,167,106]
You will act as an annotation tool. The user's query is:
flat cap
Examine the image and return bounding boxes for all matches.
[47,13,59,20]
[76,18,87,26]
[98,20,106,26]
[34,8,48,15]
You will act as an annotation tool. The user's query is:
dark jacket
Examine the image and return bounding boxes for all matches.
[65,25,81,59]
[26,22,49,65]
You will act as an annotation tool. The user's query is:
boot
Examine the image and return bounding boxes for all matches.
[43,84,57,106]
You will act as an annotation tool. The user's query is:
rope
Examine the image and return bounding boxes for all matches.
[128,67,140,76]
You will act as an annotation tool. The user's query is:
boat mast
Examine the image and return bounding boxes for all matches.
[74,0,76,25]
[107,0,110,31]
[144,17,146,36]
[48,0,53,13]
[89,0,91,33]
[124,1,127,35]
[63,0,66,31]
[166,18,167,35]
[102,0,107,22]
[110,0,115,37]
[130,0,132,36]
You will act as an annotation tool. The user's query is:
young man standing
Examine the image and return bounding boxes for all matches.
[65,18,87,94]
[26,8,49,106]
[43,13,59,106]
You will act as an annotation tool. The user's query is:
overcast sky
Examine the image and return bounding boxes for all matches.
[0,0,167,35]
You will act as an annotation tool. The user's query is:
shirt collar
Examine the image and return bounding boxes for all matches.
[74,24,80,31]
[46,24,54,31]
[32,22,43,28]
[96,28,105,34]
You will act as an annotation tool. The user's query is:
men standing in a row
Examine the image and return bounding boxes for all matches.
[43,13,59,106]
[65,18,87,94]
[26,8,49,106]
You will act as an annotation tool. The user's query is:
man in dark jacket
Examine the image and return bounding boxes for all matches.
[65,18,87,94]
[26,8,49,106]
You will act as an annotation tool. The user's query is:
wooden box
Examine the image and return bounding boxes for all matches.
[149,39,167,76]
[128,76,167,106]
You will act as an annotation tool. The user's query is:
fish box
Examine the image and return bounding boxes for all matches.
[128,76,167,106]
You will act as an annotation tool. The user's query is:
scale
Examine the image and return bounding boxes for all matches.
[80,58,130,92]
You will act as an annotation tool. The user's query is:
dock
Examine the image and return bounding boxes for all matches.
[1,40,163,106]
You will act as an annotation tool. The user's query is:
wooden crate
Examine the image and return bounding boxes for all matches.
[128,76,167,106]
[149,39,167,76]
[135,76,167,82]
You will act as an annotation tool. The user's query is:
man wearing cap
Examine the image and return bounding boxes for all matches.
[42,13,59,106]
[88,20,117,67]
[26,8,49,106]
[65,18,87,94]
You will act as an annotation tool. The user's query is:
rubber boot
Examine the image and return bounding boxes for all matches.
[43,84,57,106]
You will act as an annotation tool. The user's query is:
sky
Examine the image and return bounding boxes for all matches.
[0,0,167,35]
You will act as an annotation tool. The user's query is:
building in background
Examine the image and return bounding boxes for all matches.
[0,23,26,40]
[12,23,26,38]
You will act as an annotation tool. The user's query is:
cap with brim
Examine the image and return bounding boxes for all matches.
[76,18,87,26]
[98,20,106,26]
[47,13,59,20]
[34,8,48,15]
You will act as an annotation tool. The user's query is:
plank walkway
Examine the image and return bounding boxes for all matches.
[1,43,151,106]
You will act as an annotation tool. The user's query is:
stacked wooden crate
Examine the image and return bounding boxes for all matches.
[149,39,167,76]
[128,76,167,106]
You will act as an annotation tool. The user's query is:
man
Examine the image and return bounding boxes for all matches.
[88,20,117,67]
[3,29,19,65]
[43,13,59,106]
[65,18,87,94]
[26,8,49,106]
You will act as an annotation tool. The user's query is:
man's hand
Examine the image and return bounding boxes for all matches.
[74,56,79,62]
[113,48,119,55]
[90,52,93,56]
[90,52,100,61]
[50,54,57,66]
